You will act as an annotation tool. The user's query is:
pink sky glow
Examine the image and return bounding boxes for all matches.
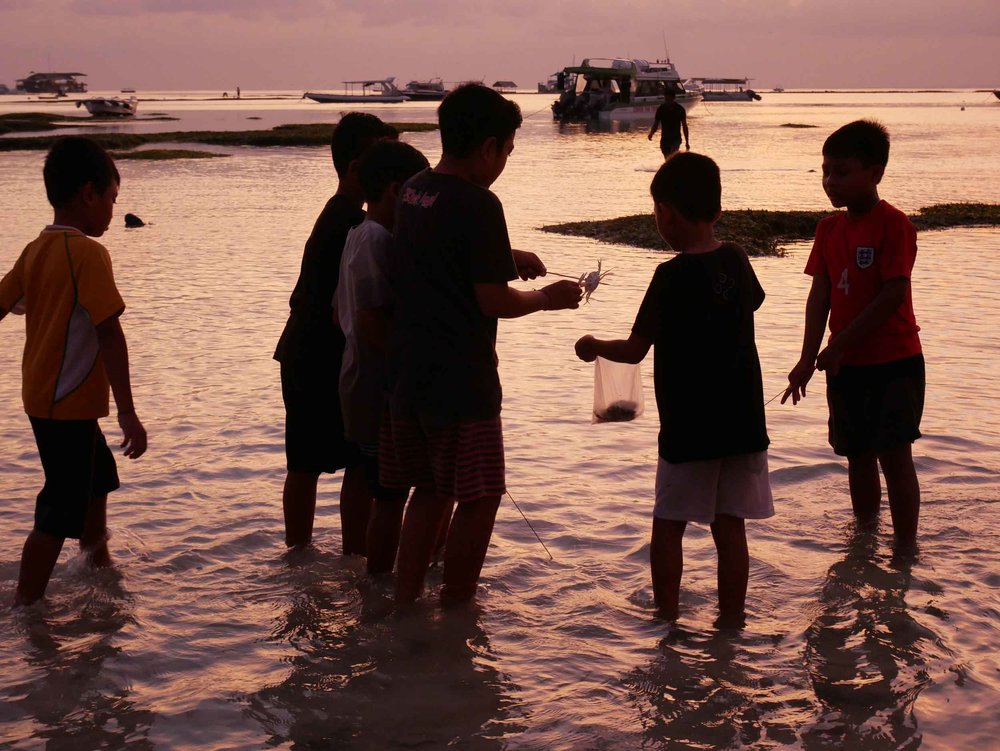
[1,0,998,91]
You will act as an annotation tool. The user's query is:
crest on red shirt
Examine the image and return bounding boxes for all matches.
[856,246,875,269]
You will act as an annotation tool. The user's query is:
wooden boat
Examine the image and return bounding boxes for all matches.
[402,78,448,101]
[303,78,408,103]
[686,78,761,101]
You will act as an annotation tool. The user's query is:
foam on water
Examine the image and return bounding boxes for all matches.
[1,90,999,749]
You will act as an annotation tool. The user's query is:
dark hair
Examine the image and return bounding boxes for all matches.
[437,83,522,158]
[43,136,120,209]
[650,152,721,223]
[330,113,397,177]
[358,140,429,202]
[823,119,890,167]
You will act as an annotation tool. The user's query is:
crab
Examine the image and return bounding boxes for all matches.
[578,259,612,303]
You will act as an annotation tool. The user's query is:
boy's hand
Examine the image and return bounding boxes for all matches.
[543,280,583,310]
[118,412,147,459]
[781,359,815,405]
[512,249,547,280]
[575,334,598,362]
[816,344,844,376]
[647,133,653,141]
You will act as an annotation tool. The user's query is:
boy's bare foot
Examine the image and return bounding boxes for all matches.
[654,605,679,621]
[84,544,113,568]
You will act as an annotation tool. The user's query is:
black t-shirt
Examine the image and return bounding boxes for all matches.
[388,170,518,424]
[632,243,769,463]
[654,102,686,144]
[274,194,364,364]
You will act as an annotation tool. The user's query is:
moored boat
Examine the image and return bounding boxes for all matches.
[685,77,761,101]
[552,58,701,123]
[303,78,408,103]
[16,71,87,94]
[402,78,448,101]
[76,96,138,116]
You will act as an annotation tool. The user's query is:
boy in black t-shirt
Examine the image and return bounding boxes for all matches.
[382,84,582,606]
[575,153,772,626]
[274,113,396,552]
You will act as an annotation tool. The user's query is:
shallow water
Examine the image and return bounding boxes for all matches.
[1,90,999,750]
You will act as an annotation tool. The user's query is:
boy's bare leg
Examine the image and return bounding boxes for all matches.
[847,453,881,520]
[710,514,748,626]
[339,464,372,556]
[650,518,686,620]
[440,495,501,604]
[14,530,65,606]
[395,487,451,604]
[283,470,319,547]
[80,493,112,567]
[366,494,408,575]
[431,499,456,564]
[879,443,920,546]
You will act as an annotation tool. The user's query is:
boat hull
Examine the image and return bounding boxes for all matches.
[77,97,138,116]
[304,91,408,103]
[568,94,701,123]
[701,91,761,102]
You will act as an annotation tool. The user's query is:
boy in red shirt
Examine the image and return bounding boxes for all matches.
[783,119,923,544]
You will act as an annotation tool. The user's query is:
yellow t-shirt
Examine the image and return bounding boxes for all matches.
[0,227,125,419]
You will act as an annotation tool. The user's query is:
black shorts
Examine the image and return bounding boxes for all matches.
[280,358,361,474]
[357,443,408,504]
[29,417,120,540]
[660,139,682,158]
[826,354,925,457]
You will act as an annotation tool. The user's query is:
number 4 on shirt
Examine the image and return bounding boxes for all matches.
[838,267,850,295]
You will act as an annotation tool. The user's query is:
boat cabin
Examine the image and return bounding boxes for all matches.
[16,72,88,94]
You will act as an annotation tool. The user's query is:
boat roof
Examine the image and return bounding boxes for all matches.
[343,78,396,85]
[690,77,750,84]
[20,72,87,79]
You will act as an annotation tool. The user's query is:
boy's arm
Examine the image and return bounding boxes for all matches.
[96,315,147,459]
[648,111,660,140]
[782,274,831,405]
[682,113,690,149]
[475,280,582,319]
[355,307,389,353]
[816,277,909,375]
[575,333,652,365]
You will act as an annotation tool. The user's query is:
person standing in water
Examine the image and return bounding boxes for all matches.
[648,90,690,159]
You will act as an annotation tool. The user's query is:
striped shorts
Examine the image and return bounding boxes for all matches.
[379,411,506,504]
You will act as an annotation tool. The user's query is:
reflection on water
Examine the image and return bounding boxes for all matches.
[802,523,949,750]
[244,551,522,749]
[1,566,153,749]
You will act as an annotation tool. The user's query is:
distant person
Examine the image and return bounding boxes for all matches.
[236,86,241,99]
[576,153,771,626]
[274,113,397,552]
[648,90,689,159]
[333,140,430,575]
[783,119,923,546]
[382,83,583,606]
[0,136,148,605]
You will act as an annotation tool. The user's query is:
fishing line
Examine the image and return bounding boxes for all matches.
[505,489,555,560]
[765,386,789,407]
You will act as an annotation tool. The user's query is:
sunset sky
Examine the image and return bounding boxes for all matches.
[2,0,998,91]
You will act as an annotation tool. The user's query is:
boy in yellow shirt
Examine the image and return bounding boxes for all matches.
[0,136,147,605]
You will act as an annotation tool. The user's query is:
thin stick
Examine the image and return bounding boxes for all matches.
[764,387,787,407]
[544,271,582,280]
[505,489,555,560]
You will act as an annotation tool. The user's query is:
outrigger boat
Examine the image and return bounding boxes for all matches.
[76,96,138,116]
[685,77,761,101]
[552,57,701,123]
[303,78,408,103]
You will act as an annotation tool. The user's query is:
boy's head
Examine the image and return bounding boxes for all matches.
[43,136,120,237]
[663,90,676,102]
[359,140,429,208]
[437,83,522,186]
[650,152,721,242]
[330,112,398,179]
[821,119,888,209]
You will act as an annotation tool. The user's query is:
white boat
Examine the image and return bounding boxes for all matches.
[537,73,561,93]
[303,78,408,103]
[402,78,448,101]
[76,96,138,116]
[685,78,761,101]
[552,58,701,123]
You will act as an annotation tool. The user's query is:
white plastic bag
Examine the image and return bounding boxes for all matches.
[592,356,644,423]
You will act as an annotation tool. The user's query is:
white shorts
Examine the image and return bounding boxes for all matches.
[653,451,774,524]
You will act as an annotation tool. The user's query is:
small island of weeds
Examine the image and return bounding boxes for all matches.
[542,203,1000,257]
[780,123,819,128]
[110,149,228,161]
[0,120,438,152]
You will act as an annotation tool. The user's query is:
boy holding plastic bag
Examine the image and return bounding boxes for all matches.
[575,153,772,626]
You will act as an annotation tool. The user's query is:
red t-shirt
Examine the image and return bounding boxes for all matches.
[804,200,921,366]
